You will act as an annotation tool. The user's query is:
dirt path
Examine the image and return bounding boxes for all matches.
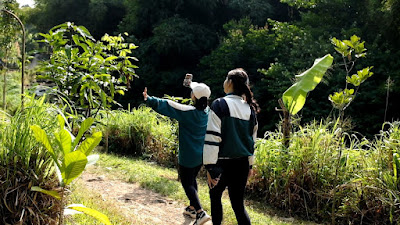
[79,170,212,225]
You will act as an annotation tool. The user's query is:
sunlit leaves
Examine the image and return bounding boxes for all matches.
[30,186,61,200]
[282,54,333,115]
[331,35,367,59]
[329,89,354,110]
[330,35,372,111]
[346,67,374,87]
[62,151,88,185]
[30,116,108,223]
[30,125,55,157]
[38,22,139,116]
[65,204,112,225]
[31,116,100,186]
[280,0,319,8]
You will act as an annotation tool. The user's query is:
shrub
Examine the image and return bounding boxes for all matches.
[253,120,400,224]
[0,96,60,224]
[97,106,178,167]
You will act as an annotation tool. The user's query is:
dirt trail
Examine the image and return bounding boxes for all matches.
[79,170,212,225]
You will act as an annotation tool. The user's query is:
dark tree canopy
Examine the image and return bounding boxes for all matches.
[19,0,400,137]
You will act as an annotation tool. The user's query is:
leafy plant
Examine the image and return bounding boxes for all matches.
[30,115,111,225]
[329,35,373,113]
[96,106,178,166]
[37,22,138,117]
[1,1,25,110]
[279,54,333,147]
[0,96,60,224]
[282,54,333,115]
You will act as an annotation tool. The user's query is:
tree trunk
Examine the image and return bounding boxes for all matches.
[2,69,6,110]
[2,50,8,111]
[278,99,291,148]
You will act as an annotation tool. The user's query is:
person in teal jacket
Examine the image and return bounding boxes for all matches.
[143,81,211,225]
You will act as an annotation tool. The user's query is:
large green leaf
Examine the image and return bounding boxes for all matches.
[77,131,102,156]
[72,117,94,150]
[282,54,333,115]
[55,129,72,155]
[31,186,61,200]
[57,114,65,130]
[65,204,112,225]
[30,125,55,156]
[62,151,88,185]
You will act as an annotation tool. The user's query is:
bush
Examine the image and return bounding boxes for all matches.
[0,96,60,224]
[97,106,178,167]
[252,120,400,224]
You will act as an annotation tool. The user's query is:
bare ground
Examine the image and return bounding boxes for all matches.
[78,169,212,225]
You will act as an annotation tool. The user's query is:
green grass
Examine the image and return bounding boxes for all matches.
[0,96,61,224]
[0,70,22,114]
[65,178,138,225]
[97,107,178,166]
[254,119,400,223]
[69,152,317,225]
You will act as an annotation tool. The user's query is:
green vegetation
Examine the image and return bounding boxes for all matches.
[96,106,178,166]
[0,97,60,224]
[83,152,314,225]
[1,0,400,224]
[31,115,110,225]
[0,70,21,113]
[65,178,137,225]
[255,120,400,224]
[37,22,138,118]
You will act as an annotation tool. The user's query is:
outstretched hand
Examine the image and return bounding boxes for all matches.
[143,87,148,100]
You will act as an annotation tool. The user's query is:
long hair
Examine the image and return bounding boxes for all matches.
[193,97,208,111]
[227,68,260,113]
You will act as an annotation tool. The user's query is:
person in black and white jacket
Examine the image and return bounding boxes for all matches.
[203,68,259,225]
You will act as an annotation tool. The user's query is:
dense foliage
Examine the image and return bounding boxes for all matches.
[1,0,400,224]
[254,120,400,224]
[37,22,138,118]
[88,107,400,224]
[0,97,60,224]
[20,0,400,136]
[97,107,178,167]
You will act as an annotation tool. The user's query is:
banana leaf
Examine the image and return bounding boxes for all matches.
[282,54,333,115]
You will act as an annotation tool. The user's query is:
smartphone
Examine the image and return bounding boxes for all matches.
[183,73,193,87]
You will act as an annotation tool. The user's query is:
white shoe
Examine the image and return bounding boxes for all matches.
[193,211,211,225]
[183,206,196,219]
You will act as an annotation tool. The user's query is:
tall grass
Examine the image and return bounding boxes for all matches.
[0,96,60,224]
[254,119,400,224]
[97,106,178,167]
[0,70,22,114]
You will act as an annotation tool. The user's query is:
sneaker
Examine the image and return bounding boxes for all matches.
[193,211,211,225]
[183,206,196,219]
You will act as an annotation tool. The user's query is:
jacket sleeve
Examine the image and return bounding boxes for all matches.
[203,100,222,165]
[249,119,258,167]
[145,96,194,122]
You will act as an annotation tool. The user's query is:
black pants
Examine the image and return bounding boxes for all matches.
[179,164,202,211]
[210,157,250,225]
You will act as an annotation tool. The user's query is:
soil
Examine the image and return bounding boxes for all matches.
[79,169,213,225]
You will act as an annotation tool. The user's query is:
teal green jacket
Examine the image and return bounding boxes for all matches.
[203,94,258,166]
[146,96,209,168]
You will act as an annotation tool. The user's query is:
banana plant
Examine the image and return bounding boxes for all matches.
[280,54,333,147]
[30,115,111,225]
[282,54,333,115]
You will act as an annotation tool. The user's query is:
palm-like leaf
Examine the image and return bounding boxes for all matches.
[282,54,333,115]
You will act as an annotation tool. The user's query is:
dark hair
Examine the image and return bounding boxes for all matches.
[227,68,260,113]
[193,97,208,111]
